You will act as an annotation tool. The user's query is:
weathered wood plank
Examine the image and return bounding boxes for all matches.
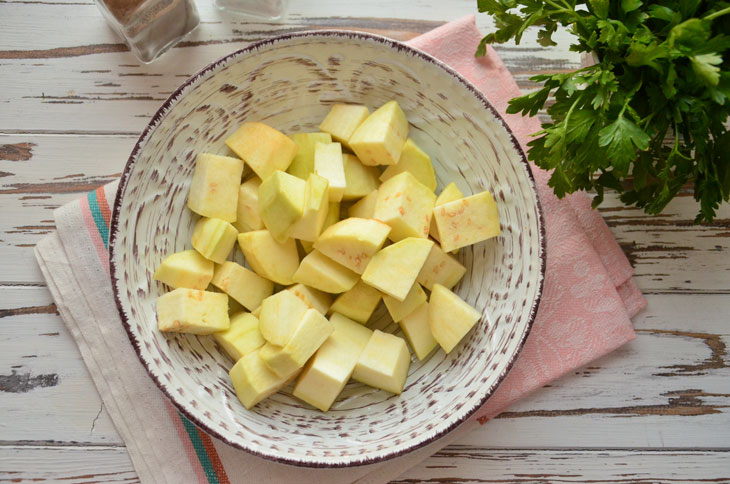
[0,287,118,444]
[2,285,727,447]
[1,446,729,484]
[0,2,580,134]
[2,134,730,289]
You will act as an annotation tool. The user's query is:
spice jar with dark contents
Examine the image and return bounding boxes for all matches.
[95,0,199,63]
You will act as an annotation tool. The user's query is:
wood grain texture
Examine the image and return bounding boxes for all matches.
[1,446,728,484]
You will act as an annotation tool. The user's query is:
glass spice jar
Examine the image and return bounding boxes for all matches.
[214,0,290,21]
[95,0,200,63]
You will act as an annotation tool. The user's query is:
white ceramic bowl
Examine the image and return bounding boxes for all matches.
[110,30,545,467]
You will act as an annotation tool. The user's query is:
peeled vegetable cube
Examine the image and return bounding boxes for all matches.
[349,100,409,166]
[380,138,437,191]
[416,243,466,290]
[382,283,426,322]
[237,230,299,285]
[258,290,310,347]
[399,302,437,361]
[314,142,346,202]
[229,350,292,409]
[293,250,359,294]
[352,330,410,394]
[225,122,298,180]
[288,132,332,179]
[374,171,436,242]
[211,261,274,311]
[287,283,333,315]
[428,284,481,353]
[323,202,341,230]
[187,153,245,223]
[153,249,214,290]
[318,104,370,147]
[347,189,378,219]
[258,170,306,243]
[342,154,380,201]
[214,312,265,361]
[290,174,330,242]
[234,177,264,233]
[361,237,433,301]
[191,217,238,264]
[157,288,229,334]
[293,313,372,411]
[259,308,334,378]
[329,280,382,324]
[314,218,391,274]
[433,191,501,252]
[430,182,464,242]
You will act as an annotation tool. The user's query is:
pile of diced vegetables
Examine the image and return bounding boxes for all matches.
[154,100,500,412]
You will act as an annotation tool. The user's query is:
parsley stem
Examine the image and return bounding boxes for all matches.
[704,6,730,21]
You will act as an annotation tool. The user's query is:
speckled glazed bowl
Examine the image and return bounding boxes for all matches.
[110,30,545,467]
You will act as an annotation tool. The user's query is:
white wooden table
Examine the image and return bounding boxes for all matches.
[1,1,729,482]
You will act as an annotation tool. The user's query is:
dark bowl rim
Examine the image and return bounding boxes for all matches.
[109,28,546,468]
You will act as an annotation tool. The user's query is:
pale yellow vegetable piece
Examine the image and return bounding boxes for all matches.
[287,283,333,315]
[433,191,501,252]
[323,202,340,230]
[318,104,370,147]
[342,153,380,201]
[347,189,378,219]
[153,250,214,290]
[314,142,346,202]
[258,170,306,243]
[259,308,334,378]
[191,217,238,264]
[314,218,391,274]
[293,250,359,294]
[290,174,330,242]
[187,153,245,223]
[353,330,410,394]
[374,171,436,242]
[361,237,433,301]
[234,177,264,233]
[288,132,332,179]
[379,138,437,191]
[229,350,292,409]
[382,283,427,322]
[237,230,299,285]
[156,288,229,334]
[430,182,464,241]
[428,284,481,353]
[211,261,274,311]
[329,280,382,324]
[399,302,438,361]
[225,122,298,180]
[416,243,467,290]
[349,100,409,166]
[214,312,265,361]
[258,290,310,347]
[293,313,372,411]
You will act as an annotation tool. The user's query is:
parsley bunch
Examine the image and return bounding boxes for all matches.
[477,0,730,222]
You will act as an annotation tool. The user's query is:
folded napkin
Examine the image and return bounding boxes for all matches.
[35,15,646,484]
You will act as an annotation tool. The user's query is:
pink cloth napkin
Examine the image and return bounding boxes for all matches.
[34,15,646,484]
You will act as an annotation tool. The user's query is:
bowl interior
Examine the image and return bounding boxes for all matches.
[111,31,543,467]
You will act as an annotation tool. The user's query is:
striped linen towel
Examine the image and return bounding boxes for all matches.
[35,15,646,484]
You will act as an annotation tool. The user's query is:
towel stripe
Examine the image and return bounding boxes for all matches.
[83,185,230,484]
[87,190,109,249]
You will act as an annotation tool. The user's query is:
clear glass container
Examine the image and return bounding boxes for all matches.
[95,0,200,63]
[215,0,290,20]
